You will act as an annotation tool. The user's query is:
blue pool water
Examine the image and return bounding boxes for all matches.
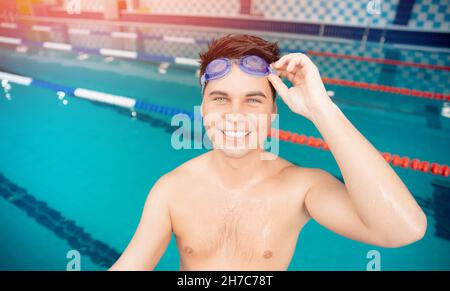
[0,20,449,270]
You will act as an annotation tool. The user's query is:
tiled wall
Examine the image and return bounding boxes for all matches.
[137,0,450,31]
[139,0,241,16]
[36,23,449,92]
[62,0,105,12]
[52,0,450,33]
[252,0,399,28]
[408,0,450,30]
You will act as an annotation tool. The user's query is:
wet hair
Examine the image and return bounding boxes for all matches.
[199,34,280,100]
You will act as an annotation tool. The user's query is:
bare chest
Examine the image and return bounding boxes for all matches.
[170,183,307,263]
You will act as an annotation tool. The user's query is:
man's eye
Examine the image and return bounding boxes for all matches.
[247,98,262,104]
[213,97,227,102]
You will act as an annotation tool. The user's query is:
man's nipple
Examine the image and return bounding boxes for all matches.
[184,246,194,254]
[263,250,273,259]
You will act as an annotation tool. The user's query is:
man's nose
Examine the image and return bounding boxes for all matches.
[229,100,245,115]
[225,103,246,120]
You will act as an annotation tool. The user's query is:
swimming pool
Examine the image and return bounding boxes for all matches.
[0,18,449,270]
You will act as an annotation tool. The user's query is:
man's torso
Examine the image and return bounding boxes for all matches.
[167,152,313,270]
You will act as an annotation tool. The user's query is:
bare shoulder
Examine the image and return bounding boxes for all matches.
[286,164,345,199]
[151,152,210,194]
[276,159,336,188]
[170,151,211,178]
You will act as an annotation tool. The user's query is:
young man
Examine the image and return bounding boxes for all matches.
[110,35,426,271]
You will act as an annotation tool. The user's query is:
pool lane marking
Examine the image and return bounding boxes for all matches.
[1,34,447,101]
[4,21,448,71]
[0,36,22,45]
[99,48,138,59]
[0,173,121,269]
[0,70,448,177]
[43,41,72,51]
[0,22,17,29]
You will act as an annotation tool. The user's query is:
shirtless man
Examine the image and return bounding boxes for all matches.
[110,35,426,271]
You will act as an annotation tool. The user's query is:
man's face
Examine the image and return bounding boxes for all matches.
[201,63,276,158]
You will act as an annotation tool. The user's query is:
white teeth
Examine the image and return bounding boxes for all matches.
[223,131,249,138]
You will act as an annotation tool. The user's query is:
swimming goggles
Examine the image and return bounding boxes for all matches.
[200,55,276,93]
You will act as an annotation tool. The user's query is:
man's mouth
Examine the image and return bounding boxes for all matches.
[221,130,251,139]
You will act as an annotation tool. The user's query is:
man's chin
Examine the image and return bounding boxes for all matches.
[219,147,253,159]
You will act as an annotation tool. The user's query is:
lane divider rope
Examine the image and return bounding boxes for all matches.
[322,77,450,101]
[269,129,449,177]
[0,70,448,177]
[2,21,449,71]
[302,50,450,71]
[1,35,448,101]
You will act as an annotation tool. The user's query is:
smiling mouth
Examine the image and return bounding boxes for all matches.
[221,130,251,138]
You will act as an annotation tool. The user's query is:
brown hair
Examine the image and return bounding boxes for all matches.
[199,34,280,99]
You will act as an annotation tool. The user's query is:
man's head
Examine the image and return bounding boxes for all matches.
[198,34,280,159]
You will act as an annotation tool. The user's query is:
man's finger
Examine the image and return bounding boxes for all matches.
[268,73,289,98]
[286,57,302,73]
[276,53,314,73]
[272,53,300,69]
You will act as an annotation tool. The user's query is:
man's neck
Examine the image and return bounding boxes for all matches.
[209,149,269,189]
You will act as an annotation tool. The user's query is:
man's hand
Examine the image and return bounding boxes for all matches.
[271,54,427,247]
[268,53,332,121]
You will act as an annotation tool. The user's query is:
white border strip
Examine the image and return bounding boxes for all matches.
[0,22,17,29]
[174,57,200,66]
[31,25,52,32]
[0,36,21,45]
[111,31,138,39]
[163,35,195,44]
[99,48,137,59]
[68,28,91,35]
[73,88,136,108]
[0,71,32,86]
[43,42,73,51]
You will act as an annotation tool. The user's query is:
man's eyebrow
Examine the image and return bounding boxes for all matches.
[245,91,267,99]
[208,90,228,96]
[208,90,267,98]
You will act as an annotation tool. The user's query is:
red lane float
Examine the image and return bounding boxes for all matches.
[307,50,450,71]
[269,129,449,177]
[321,77,450,101]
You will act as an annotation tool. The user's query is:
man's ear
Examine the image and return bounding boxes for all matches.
[200,103,203,118]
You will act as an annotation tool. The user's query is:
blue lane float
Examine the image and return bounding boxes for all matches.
[0,33,200,67]
[31,79,76,95]
[0,70,198,120]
